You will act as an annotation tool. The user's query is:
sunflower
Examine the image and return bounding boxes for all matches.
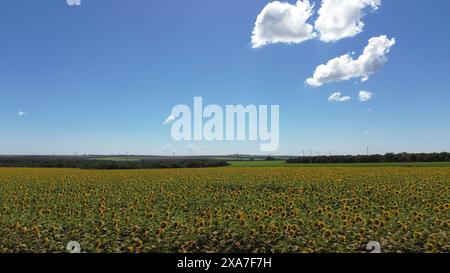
[160,221,168,229]
[323,229,333,239]
[236,211,245,221]
[315,220,325,230]
[373,219,381,228]
[413,231,423,239]
[425,242,436,252]
[290,224,299,232]
[358,227,366,235]
[270,225,278,233]
[258,224,265,232]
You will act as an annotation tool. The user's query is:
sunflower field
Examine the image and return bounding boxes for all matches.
[0,166,448,253]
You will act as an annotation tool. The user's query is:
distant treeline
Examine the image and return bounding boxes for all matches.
[287,153,450,164]
[0,157,229,169]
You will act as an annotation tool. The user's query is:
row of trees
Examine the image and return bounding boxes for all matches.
[0,157,229,169]
[287,152,450,164]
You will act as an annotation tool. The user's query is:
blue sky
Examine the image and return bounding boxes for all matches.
[0,0,449,155]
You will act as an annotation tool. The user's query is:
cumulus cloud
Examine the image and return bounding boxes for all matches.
[315,0,381,42]
[66,0,81,6]
[251,0,382,48]
[18,111,27,116]
[328,92,351,102]
[251,0,316,48]
[163,114,176,125]
[306,35,395,86]
[359,90,374,102]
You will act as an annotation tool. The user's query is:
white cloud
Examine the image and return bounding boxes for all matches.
[328,92,351,102]
[18,111,27,116]
[306,35,395,86]
[163,114,176,125]
[251,0,316,48]
[359,90,374,102]
[251,0,382,48]
[162,145,172,153]
[315,0,381,42]
[66,0,81,6]
[188,145,203,153]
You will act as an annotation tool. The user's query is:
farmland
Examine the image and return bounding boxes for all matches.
[0,166,448,253]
